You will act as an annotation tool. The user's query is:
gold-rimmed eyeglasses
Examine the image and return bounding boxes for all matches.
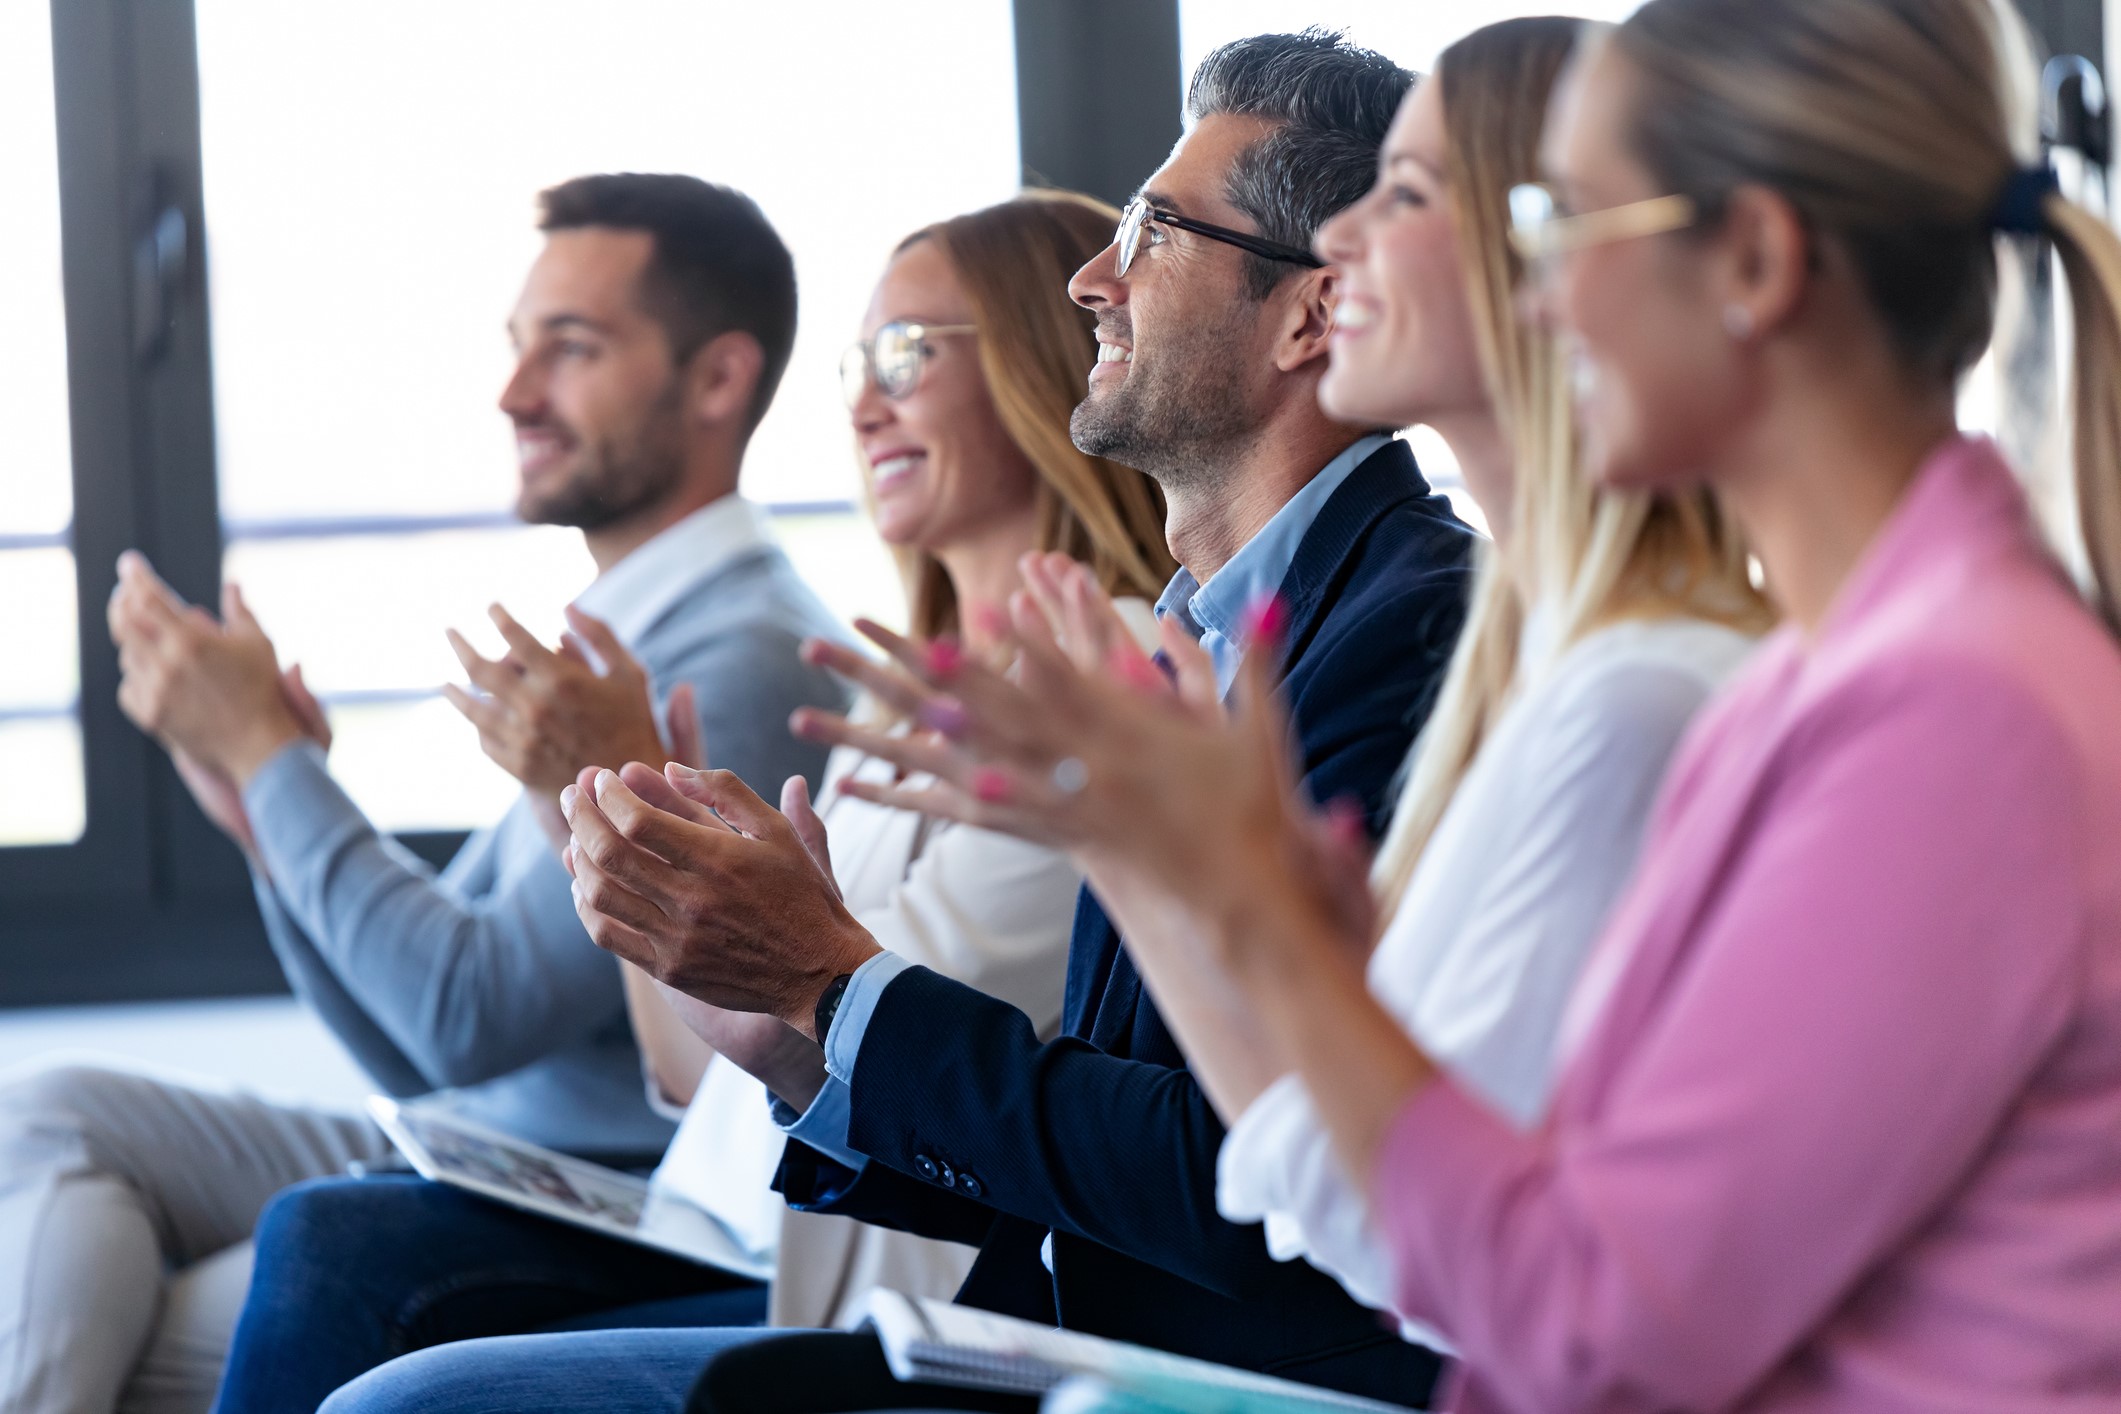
[840,320,978,408]
[1506,182,1697,265]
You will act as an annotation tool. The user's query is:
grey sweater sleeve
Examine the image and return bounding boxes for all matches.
[249,862,436,1096]
[245,741,624,1090]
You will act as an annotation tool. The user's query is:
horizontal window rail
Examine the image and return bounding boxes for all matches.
[0,499,865,555]
[2,501,876,722]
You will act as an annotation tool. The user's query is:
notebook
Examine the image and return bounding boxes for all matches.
[862,1289,1419,1414]
[366,1095,774,1281]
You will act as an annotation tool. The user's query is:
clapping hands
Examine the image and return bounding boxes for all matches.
[108,551,327,856]
[558,757,880,1043]
[785,552,1336,956]
[443,604,676,800]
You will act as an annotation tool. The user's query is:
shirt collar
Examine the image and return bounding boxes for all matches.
[571,494,776,647]
[1157,433,1393,692]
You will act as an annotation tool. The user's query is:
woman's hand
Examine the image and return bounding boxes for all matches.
[788,557,1312,932]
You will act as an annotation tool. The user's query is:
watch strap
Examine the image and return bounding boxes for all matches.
[813,972,854,1046]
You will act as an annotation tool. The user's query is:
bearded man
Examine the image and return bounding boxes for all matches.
[0,174,845,1414]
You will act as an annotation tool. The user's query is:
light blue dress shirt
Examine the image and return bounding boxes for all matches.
[775,435,1396,1168]
[1155,434,1391,699]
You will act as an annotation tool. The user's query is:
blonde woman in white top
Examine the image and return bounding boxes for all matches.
[210,192,1174,1409]
[784,15,1771,1336]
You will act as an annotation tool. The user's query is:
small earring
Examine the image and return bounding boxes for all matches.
[1723,304,1756,341]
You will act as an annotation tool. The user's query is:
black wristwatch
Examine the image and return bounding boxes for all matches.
[813,973,854,1047]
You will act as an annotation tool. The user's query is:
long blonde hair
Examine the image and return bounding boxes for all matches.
[1612,0,2121,638]
[1371,17,1770,912]
[882,193,1176,641]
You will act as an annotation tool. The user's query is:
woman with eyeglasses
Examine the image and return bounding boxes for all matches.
[778,0,2121,1407]
[208,190,1174,1414]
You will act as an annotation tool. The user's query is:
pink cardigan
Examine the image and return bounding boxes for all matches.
[1373,437,2121,1412]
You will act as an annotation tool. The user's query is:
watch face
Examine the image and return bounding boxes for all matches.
[814,973,854,1044]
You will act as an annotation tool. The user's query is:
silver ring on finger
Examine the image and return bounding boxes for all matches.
[1050,756,1090,796]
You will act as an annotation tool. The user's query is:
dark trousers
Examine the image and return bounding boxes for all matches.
[689,1329,1040,1414]
[214,1173,765,1414]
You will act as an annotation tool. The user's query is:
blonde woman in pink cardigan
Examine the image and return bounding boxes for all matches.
[775,0,2121,1408]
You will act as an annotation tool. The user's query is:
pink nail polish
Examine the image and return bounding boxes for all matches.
[973,603,1011,637]
[918,697,971,737]
[926,637,964,678]
[972,767,1013,804]
[1324,795,1366,845]
[1111,650,1165,692]
[1242,593,1288,647]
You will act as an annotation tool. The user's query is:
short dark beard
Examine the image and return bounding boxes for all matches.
[1069,302,1266,491]
[517,379,687,530]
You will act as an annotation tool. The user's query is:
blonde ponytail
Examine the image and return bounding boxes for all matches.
[2047,196,2121,636]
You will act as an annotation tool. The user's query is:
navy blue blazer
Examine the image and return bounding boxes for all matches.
[776,439,1475,1405]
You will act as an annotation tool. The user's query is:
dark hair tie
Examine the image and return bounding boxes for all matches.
[1991,165,2060,236]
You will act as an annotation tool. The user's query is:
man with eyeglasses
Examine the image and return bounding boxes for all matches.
[305,33,1477,1414]
[692,34,1477,1410]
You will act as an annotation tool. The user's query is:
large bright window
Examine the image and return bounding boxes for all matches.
[0,0,84,848]
[195,1,1019,831]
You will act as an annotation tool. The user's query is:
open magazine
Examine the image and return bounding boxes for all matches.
[367,1096,774,1281]
[863,1289,1421,1414]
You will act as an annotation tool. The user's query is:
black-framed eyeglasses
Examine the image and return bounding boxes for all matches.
[840,319,978,408]
[1113,197,1326,279]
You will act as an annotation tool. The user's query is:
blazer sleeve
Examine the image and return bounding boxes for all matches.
[1371,661,2087,1414]
[774,1135,1005,1248]
[814,584,1470,1300]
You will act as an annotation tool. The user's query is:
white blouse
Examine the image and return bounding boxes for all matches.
[1215,615,1757,1325]
[653,599,1159,1328]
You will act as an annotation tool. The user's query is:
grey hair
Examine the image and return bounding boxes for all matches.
[1185,28,1416,297]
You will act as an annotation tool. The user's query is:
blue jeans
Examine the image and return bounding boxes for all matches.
[213,1174,767,1413]
[318,1327,782,1414]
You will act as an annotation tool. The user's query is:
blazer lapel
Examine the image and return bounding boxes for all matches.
[1272,440,1438,675]
[1080,443,1442,1056]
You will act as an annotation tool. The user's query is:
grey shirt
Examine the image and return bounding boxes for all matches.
[243,502,850,1155]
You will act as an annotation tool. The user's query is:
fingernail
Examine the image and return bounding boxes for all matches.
[1324,795,1366,843]
[560,784,579,814]
[1111,651,1164,692]
[925,637,964,678]
[1242,592,1287,647]
[917,697,971,737]
[972,767,1013,804]
[595,768,619,799]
